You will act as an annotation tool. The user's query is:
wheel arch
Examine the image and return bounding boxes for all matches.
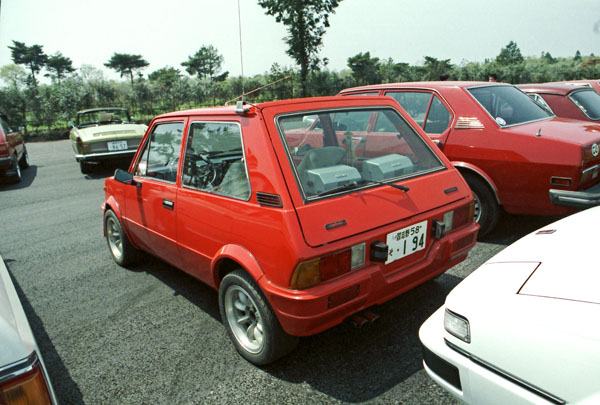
[453,162,501,205]
[212,245,264,289]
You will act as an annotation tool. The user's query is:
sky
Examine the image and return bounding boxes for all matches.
[0,0,599,82]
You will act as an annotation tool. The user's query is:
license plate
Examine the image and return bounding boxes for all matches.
[385,220,427,264]
[107,140,128,151]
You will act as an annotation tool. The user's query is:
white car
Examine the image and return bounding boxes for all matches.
[0,258,57,404]
[420,207,600,405]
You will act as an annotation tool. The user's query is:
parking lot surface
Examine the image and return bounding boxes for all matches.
[0,140,560,404]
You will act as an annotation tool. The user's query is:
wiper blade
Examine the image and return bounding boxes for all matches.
[364,179,410,192]
[316,181,360,197]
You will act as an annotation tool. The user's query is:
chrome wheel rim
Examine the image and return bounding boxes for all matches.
[224,285,264,354]
[106,216,123,261]
[473,192,482,223]
[14,156,21,179]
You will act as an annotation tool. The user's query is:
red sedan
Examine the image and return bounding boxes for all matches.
[518,83,600,122]
[341,82,600,236]
[103,96,478,365]
[0,115,29,183]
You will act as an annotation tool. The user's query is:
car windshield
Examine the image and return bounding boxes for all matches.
[569,90,600,120]
[467,85,553,127]
[277,107,445,200]
[77,109,131,127]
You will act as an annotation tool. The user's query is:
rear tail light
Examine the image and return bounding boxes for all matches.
[290,243,366,289]
[0,354,53,405]
[76,137,86,151]
[0,143,8,156]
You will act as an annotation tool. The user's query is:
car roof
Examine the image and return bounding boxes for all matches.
[154,96,398,119]
[77,107,128,114]
[340,81,508,94]
[518,83,592,96]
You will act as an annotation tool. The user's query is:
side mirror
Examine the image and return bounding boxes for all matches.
[114,168,138,187]
[68,121,75,128]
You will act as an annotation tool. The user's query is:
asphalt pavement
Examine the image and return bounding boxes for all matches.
[0,140,560,404]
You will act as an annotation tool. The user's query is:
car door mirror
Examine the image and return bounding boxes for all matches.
[114,168,138,186]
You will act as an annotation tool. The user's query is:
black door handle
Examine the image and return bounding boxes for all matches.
[162,199,174,210]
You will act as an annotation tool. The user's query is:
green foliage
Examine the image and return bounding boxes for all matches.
[45,52,75,83]
[496,41,524,65]
[8,41,48,87]
[182,46,224,80]
[104,53,149,88]
[3,37,600,137]
[347,52,380,85]
[258,0,342,96]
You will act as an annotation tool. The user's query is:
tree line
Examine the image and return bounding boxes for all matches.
[1,0,599,137]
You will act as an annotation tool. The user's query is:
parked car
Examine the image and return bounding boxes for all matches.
[419,206,600,405]
[0,115,28,183]
[0,257,57,404]
[103,96,479,365]
[552,79,600,94]
[69,107,147,174]
[519,83,600,122]
[340,82,600,236]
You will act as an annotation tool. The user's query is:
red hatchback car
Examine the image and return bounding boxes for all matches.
[103,96,478,365]
[341,82,600,236]
[518,83,600,122]
[0,115,29,182]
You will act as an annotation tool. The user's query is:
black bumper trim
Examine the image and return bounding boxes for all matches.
[422,344,462,390]
[549,181,600,208]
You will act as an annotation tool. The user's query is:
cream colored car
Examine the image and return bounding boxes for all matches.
[69,108,147,174]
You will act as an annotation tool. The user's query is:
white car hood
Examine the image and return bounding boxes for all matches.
[0,262,35,366]
[488,206,600,304]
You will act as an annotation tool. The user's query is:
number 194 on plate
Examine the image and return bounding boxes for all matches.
[385,220,427,264]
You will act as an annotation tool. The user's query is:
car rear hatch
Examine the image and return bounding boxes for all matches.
[260,96,473,252]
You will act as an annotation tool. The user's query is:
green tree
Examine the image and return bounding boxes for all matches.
[181,45,224,80]
[258,0,342,97]
[423,56,453,81]
[496,41,524,65]
[182,46,227,105]
[8,41,48,87]
[104,53,149,89]
[347,51,380,85]
[45,52,75,83]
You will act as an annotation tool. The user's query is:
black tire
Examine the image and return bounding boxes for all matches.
[80,160,91,174]
[464,173,499,238]
[10,155,22,183]
[104,210,140,266]
[18,146,29,169]
[219,269,298,366]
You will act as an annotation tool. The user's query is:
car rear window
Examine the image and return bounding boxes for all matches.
[277,107,445,200]
[570,90,600,120]
[467,85,553,127]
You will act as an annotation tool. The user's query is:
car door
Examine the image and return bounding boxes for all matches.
[384,91,453,149]
[123,119,186,268]
[176,120,251,286]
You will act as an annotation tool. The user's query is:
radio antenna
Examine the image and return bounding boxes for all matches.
[237,0,245,102]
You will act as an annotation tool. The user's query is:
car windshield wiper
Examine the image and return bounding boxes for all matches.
[316,181,360,197]
[363,179,410,192]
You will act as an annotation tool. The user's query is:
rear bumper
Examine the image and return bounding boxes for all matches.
[549,181,600,208]
[75,150,136,162]
[259,222,479,337]
[0,156,12,169]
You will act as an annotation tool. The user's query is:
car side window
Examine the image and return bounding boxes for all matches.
[181,122,250,200]
[386,91,432,127]
[134,122,183,182]
[424,96,451,134]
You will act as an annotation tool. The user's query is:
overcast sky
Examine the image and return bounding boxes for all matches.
[1,0,599,82]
